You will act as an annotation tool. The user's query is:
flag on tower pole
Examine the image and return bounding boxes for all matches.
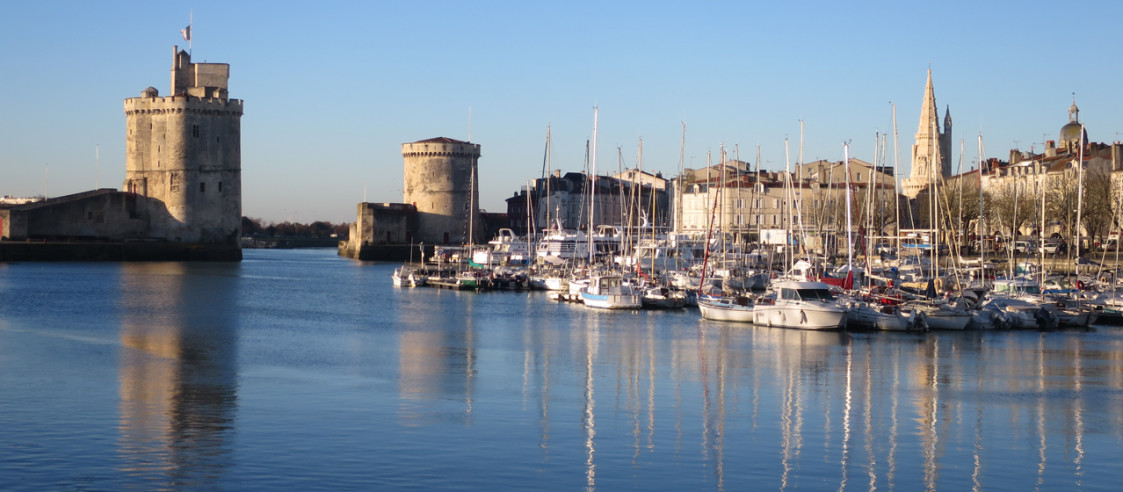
[182,10,193,55]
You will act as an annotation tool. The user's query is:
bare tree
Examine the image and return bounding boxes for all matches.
[987,183,1035,238]
[1080,166,1117,246]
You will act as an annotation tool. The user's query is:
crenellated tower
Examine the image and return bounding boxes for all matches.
[123,47,243,244]
[402,137,481,245]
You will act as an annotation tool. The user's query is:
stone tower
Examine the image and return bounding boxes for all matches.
[123,47,243,244]
[903,69,951,199]
[402,137,481,245]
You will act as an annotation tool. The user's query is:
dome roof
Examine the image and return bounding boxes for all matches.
[1060,97,1084,144]
[1060,121,1086,144]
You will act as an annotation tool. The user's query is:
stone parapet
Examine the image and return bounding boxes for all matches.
[124,96,243,117]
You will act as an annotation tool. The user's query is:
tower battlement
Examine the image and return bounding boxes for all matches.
[124,96,243,116]
[401,139,481,159]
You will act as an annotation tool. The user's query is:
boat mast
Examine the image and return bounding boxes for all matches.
[844,142,854,272]
[892,103,903,253]
[588,107,598,267]
[1039,144,1047,298]
[784,138,793,272]
[977,133,986,267]
[1075,124,1085,277]
[698,158,722,296]
[795,120,809,260]
[526,179,533,261]
[676,121,685,236]
[545,125,552,235]
[866,133,879,279]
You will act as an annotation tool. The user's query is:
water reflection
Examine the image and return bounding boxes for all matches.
[116,262,240,489]
[396,290,477,425]
[371,279,1123,490]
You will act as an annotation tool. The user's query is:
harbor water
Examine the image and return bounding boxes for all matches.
[1,248,1122,490]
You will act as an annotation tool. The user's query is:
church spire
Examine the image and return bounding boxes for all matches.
[903,68,949,199]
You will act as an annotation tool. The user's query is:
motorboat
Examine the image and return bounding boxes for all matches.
[751,280,847,330]
[579,274,641,309]
[640,285,688,309]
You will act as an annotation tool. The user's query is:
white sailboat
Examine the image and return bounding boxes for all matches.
[698,294,755,322]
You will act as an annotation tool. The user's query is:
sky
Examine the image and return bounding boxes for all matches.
[2,1,1121,224]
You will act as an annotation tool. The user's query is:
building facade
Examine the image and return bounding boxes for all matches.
[942,99,1123,243]
[505,170,669,234]
[674,158,901,242]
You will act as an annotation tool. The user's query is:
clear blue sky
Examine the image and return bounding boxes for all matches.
[2,1,1121,224]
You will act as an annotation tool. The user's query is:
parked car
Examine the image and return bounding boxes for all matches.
[1006,240,1034,255]
[1039,239,1067,255]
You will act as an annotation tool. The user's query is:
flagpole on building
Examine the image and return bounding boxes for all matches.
[180,13,193,56]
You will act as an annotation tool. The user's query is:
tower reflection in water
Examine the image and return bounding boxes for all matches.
[116,262,240,489]
[396,289,477,426]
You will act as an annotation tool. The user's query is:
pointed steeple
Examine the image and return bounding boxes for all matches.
[904,68,944,198]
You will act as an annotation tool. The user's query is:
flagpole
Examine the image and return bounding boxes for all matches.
[188,10,193,55]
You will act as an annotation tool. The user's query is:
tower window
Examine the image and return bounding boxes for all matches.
[218,182,223,192]
[193,125,200,137]
[200,182,206,193]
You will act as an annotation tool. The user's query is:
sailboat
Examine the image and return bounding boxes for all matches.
[839,140,924,331]
[576,108,641,310]
[697,147,755,322]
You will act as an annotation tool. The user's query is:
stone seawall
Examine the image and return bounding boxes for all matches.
[338,241,430,262]
[0,241,241,262]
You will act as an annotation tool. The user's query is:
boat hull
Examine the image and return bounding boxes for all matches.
[580,292,641,309]
[753,303,846,330]
[698,297,754,322]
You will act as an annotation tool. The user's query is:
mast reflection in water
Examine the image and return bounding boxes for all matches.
[1,248,1122,491]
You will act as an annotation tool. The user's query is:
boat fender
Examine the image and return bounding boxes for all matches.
[800,310,807,324]
[1076,280,1085,290]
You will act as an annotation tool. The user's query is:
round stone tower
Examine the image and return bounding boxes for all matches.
[124,47,243,244]
[402,137,481,245]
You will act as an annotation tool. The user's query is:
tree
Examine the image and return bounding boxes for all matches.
[987,182,1035,238]
[1080,166,1116,247]
[939,180,985,244]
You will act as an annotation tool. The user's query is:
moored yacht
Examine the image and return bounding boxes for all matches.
[579,274,641,309]
[752,280,847,330]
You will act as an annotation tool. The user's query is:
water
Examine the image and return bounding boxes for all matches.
[1,248,1122,491]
